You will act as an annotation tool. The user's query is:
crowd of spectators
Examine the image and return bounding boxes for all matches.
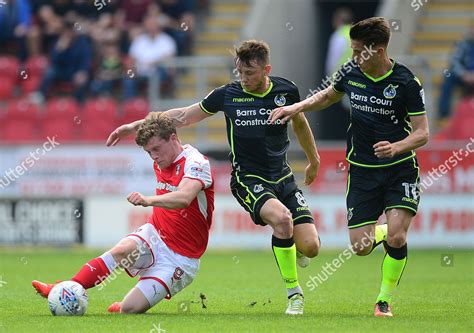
[0,0,200,103]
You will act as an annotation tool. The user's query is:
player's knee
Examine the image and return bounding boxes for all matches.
[273,209,293,237]
[110,244,131,264]
[351,241,371,256]
[298,239,320,258]
[387,232,406,248]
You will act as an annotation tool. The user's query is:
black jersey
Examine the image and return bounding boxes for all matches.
[333,60,426,167]
[200,76,300,180]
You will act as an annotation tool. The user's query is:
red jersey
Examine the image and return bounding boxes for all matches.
[150,144,214,258]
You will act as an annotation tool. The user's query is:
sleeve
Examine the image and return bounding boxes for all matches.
[183,155,212,189]
[406,76,426,116]
[288,81,301,104]
[332,65,345,94]
[199,85,226,115]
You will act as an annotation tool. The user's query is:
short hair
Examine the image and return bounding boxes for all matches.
[234,40,270,67]
[349,17,391,47]
[135,112,176,146]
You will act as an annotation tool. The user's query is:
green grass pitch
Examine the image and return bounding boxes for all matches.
[0,248,472,332]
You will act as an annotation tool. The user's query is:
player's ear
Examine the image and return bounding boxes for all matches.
[264,64,272,75]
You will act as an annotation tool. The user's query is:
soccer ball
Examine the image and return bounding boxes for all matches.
[48,281,88,316]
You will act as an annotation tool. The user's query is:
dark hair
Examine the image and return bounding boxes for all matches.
[135,112,176,146]
[234,40,270,67]
[350,17,391,47]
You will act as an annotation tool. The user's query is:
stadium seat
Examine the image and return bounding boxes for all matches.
[0,78,16,100]
[0,56,19,81]
[449,97,474,140]
[5,98,40,120]
[2,99,40,142]
[21,75,42,94]
[45,97,79,118]
[435,97,474,141]
[79,97,119,141]
[122,97,150,124]
[41,97,80,141]
[24,55,48,77]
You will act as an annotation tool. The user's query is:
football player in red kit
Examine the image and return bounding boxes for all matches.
[32,113,214,314]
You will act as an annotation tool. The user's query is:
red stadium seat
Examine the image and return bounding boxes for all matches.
[2,99,40,142]
[79,97,119,141]
[0,78,16,100]
[24,55,48,77]
[41,97,80,141]
[83,97,117,119]
[0,56,19,81]
[45,97,79,118]
[5,98,40,120]
[438,97,474,141]
[21,75,42,94]
[122,97,150,123]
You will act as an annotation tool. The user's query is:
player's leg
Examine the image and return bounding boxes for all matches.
[32,237,139,297]
[293,223,319,258]
[230,175,303,314]
[259,198,305,315]
[374,208,412,317]
[346,165,387,256]
[282,182,320,266]
[119,280,169,314]
[375,158,420,317]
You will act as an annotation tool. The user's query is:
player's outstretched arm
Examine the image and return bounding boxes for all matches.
[291,113,320,185]
[269,86,344,124]
[106,103,212,146]
[127,178,202,209]
[374,115,429,159]
[163,103,212,128]
[106,120,145,146]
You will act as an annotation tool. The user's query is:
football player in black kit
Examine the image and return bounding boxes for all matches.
[107,40,321,315]
[270,17,429,317]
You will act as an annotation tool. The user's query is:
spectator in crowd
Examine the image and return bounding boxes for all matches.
[438,24,474,120]
[122,14,176,100]
[157,0,196,55]
[30,19,92,103]
[116,0,157,41]
[325,7,353,77]
[90,43,123,96]
[319,7,353,140]
[0,0,32,61]
[27,5,63,56]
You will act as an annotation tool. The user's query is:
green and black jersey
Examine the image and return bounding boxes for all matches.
[200,76,300,181]
[333,59,426,167]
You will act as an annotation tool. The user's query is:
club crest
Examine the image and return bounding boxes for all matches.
[383,84,398,99]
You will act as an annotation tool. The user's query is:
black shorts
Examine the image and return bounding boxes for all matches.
[346,157,421,229]
[230,172,314,226]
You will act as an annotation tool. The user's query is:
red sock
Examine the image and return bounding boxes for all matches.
[71,257,111,289]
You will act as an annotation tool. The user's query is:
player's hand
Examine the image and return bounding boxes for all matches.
[373,141,399,159]
[304,161,319,185]
[127,192,151,207]
[269,104,301,124]
[106,123,136,146]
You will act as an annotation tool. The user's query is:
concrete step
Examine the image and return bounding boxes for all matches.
[410,44,455,54]
[212,3,250,14]
[414,31,464,42]
[195,46,234,56]
[207,17,244,29]
[419,17,473,26]
[426,2,474,12]
[197,31,239,43]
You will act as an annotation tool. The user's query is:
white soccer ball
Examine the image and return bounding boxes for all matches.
[48,281,88,316]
